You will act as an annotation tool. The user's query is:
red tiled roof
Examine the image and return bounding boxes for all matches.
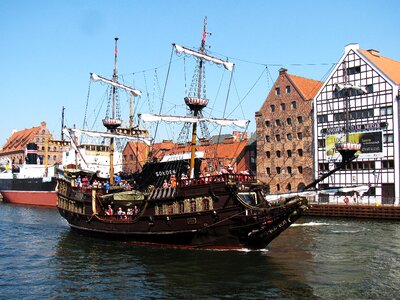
[0,126,40,154]
[359,49,400,85]
[288,74,324,100]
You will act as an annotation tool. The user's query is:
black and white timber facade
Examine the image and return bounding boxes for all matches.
[313,43,399,205]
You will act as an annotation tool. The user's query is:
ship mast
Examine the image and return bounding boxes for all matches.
[102,36,122,185]
[188,16,208,178]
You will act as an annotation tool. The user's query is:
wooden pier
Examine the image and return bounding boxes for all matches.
[305,203,400,220]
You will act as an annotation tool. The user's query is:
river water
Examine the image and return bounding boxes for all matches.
[0,202,399,299]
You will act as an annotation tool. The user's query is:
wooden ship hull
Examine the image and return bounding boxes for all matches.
[57,174,307,250]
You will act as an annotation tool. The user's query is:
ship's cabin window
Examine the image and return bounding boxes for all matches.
[238,192,257,206]
[179,202,185,213]
[202,198,210,210]
[167,203,174,214]
[190,200,196,212]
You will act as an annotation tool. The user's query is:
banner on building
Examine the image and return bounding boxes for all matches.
[326,131,383,158]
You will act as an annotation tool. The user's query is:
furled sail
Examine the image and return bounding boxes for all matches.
[91,73,142,96]
[174,44,234,72]
[139,113,249,128]
[63,128,152,145]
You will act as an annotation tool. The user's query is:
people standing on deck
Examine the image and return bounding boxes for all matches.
[170,175,177,187]
[162,179,169,188]
[76,175,82,188]
[105,181,110,193]
[106,205,113,215]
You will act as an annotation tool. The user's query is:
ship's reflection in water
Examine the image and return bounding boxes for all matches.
[54,230,316,299]
[1,204,399,299]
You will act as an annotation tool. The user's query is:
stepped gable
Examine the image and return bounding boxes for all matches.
[359,48,400,85]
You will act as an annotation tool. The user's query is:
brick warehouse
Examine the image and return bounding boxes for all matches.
[255,68,323,194]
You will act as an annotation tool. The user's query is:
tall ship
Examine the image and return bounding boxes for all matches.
[0,143,58,206]
[56,19,356,250]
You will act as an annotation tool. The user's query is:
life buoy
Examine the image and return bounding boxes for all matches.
[344,196,349,204]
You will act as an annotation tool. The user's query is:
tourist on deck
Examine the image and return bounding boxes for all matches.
[162,179,169,188]
[117,207,126,219]
[76,175,82,188]
[105,181,110,193]
[170,175,177,187]
[126,208,133,216]
[133,205,139,215]
[106,205,113,215]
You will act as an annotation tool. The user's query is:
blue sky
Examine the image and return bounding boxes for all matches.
[1,0,399,146]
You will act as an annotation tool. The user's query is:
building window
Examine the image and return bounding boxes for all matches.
[380,106,393,116]
[297,132,303,140]
[266,151,271,158]
[287,183,292,191]
[286,85,291,93]
[266,167,271,175]
[287,133,292,140]
[280,103,286,111]
[318,114,328,123]
[366,84,374,93]
[275,135,281,142]
[319,163,329,171]
[276,167,281,174]
[292,101,297,109]
[41,129,45,134]
[350,109,374,120]
[276,150,281,158]
[276,119,281,126]
[265,120,271,127]
[298,166,303,174]
[347,66,361,75]
[53,155,57,161]
[297,116,303,123]
[130,154,134,160]
[287,117,292,125]
[270,105,275,112]
[297,149,303,156]
[318,139,326,148]
[36,138,39,142]
[275,87,281,95]
[287,150,292,157]
[382,160,394,169]
[277,184,280,191]
[333,112,345,121]
[384,134,394,143]
[287,166,292,174]
[266,135,271,142]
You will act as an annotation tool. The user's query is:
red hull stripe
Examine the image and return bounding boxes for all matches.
[1,191,57,207]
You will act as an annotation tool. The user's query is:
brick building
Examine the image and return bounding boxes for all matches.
[0,121,63,165]
[255,68,323,193]
[122,131,255,175]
